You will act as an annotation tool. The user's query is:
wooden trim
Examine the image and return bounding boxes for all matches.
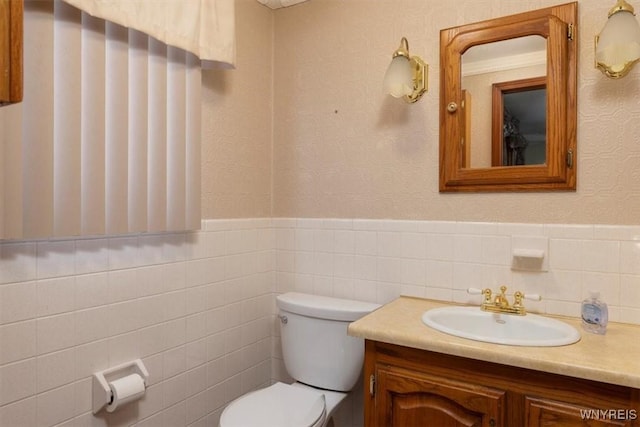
[439,2,577,192]
[0,0,23,104]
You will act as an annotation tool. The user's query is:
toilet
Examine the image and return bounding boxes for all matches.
[219,292,380,427]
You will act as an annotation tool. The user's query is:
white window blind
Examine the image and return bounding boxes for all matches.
[0,0,201,239]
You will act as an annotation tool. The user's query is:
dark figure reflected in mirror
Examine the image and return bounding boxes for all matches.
[503,109,528,166]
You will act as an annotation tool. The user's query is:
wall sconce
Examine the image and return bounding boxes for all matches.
[383,37,427,103]
[595,0,640,78]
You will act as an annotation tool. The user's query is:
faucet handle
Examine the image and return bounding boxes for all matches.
[467,287,483,295]
[524,293,542,301]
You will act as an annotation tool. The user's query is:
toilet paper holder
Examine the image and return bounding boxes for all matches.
[92,359,149,414]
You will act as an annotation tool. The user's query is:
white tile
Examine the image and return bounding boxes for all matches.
[107,236,139,270]
[164,345,187,379]
[0,359,37,406]
[401,259,426,286]
[36,348,76,393]
[426,233,454,261]
[36,276,76,316]
[314,252,333,276]
[545,224,594,239]
[36,313,76,354]
[36,240,76,279]
[162,233,187,263]
[0,281,36,324]
[36,383,76,427]
[377,232,403,257]
[107,267,140,304]
[108,300,142,336]
[163,372,187,408]
[332,277,355,300]
[227,229,257,254]
[620,241,640,274]
[108,331,139,367]
[549,239,582,271]
[137,383,164,421]
[163,290,187,321]
[0,320,36,364]
[185,339,207,370]
[376,257,403,283]
[74,306,110,346]
[334,230,355,254]
[74,340,109,380]
[314,229,334,253]
[295,251,315,275]
[0,242,37,285]
[333,254,354,278]
[354,255,377,281]
[453,235,483,263]
[424,287,453,302]
[74,273,108,310]
[352,280,378,304]
[137,234,167,267]
[425,260,453,289]
[275,228,295,250]
[401,232,427,259]
[456,222,498,235]
[376,282,401,304]
[497,222,545,236]
[482,235,511,265]
[593,224,640,241]
[354,231,377,255]
[452,263,483,291]
[545,270,582,301]
[294,228,315,252]
[620,274,640,308]
[0,396,36,427]
[581,240,620,273]
[75,238,109,275]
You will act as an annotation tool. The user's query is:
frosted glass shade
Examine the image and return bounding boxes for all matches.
[383,55,413,98]
[596,10,640,76]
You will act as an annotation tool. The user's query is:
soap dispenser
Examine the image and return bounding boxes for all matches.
[581,291,608,335]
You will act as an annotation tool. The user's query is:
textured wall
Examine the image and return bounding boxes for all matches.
[271,0,640,224]
[201,0,274,219]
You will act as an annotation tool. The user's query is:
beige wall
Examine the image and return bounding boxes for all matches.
[201,0,274,219]
[264,0,640,224]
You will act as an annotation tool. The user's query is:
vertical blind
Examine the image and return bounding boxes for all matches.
[0,0,201,239]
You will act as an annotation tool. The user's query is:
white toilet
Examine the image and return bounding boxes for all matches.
[219,292,380,427]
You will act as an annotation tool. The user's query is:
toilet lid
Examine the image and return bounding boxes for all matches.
[220,382,326,427]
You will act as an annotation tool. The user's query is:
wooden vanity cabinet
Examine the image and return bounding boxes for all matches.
[364,340,640,427]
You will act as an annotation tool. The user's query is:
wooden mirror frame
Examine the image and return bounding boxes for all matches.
[439,2,577,192]
[0,0,23,104]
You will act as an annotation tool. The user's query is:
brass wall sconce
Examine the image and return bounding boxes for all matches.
[595,0,640,78]
[382,37,427,103]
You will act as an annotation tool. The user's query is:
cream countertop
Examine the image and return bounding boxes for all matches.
[347,296,640,389]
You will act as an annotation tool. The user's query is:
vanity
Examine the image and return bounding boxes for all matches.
[348,297,640,427]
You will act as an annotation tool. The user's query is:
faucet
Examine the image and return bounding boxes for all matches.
[470,286,540,316]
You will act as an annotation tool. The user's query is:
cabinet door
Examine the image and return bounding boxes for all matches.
[375,365,506,427]
[525,396,633,427]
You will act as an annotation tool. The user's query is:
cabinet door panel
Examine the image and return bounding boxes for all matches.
[377,365,505,427]
[525,396,632,427]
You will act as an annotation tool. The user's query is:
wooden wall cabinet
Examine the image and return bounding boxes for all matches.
[365,340,640,427]
[0,0,23,104]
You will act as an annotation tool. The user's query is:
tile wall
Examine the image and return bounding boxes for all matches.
[3,217,640,427]
[0,219,274,427]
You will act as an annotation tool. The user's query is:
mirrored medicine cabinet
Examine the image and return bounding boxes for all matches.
[439,2,577,192]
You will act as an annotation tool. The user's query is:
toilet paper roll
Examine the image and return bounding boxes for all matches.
[106,373,146,413]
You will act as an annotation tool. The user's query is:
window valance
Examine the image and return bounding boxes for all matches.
[60,0,236,68]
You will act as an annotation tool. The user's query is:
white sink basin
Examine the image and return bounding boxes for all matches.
[422,306,581,347]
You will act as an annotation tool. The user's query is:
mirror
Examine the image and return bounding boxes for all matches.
[439,2,577,192]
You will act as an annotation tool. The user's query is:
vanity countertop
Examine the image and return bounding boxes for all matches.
[347,296,640,388]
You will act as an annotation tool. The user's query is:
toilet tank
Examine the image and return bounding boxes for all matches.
[276,292,380,392]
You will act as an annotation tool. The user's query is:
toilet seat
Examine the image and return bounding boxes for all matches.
[219,382,326,427]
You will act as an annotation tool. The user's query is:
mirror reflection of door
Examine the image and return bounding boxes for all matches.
[461,35,547,169]
[492,77,546,167]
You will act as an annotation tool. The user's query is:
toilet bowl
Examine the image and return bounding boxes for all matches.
[218,292,380,427]
[219,382,348,427]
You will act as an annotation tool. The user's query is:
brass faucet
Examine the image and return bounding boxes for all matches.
[481,286,528,315]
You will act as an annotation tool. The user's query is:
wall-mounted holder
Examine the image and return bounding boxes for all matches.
[92,359,149,414]
[511,236,548,271]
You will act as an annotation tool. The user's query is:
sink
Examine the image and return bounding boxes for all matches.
[422,306,581,347]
